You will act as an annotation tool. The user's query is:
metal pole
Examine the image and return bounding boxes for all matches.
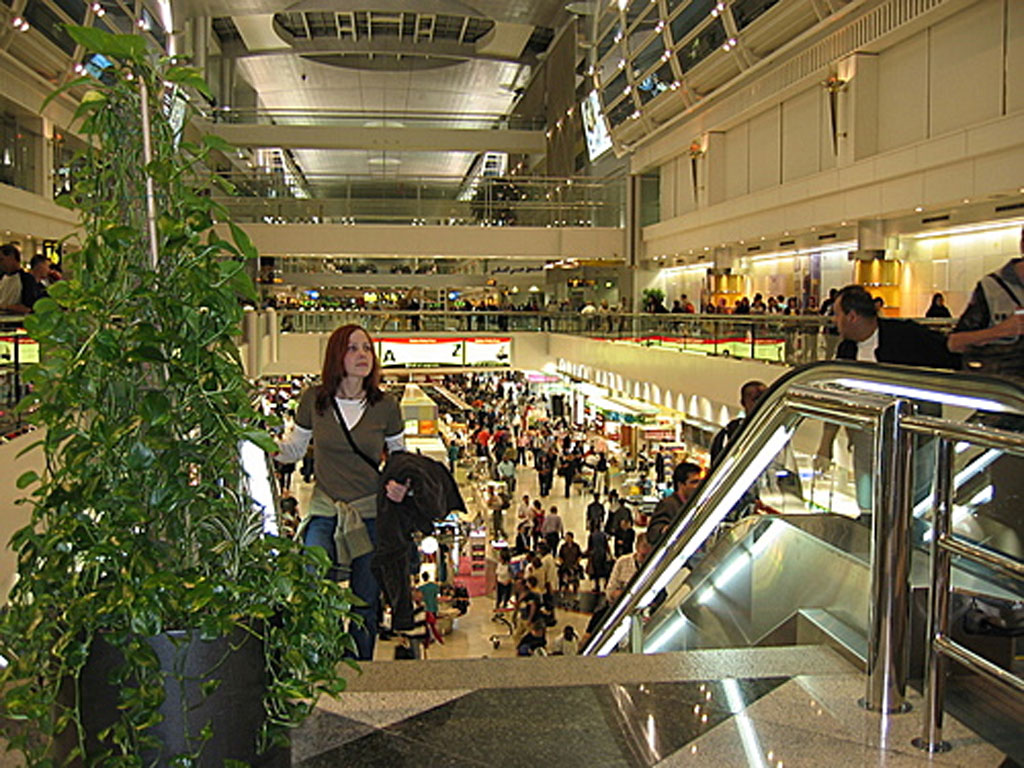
[864,398,914,713]
[138,78,160,270]
[913,439,954,752]
[629,612,644,653]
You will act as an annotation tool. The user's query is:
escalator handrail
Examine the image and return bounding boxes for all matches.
[581,360,1024,656]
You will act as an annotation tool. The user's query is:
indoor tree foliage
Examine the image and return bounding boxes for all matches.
[0,26,357,765]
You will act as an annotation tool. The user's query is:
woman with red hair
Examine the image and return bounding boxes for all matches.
[275,324,407,660]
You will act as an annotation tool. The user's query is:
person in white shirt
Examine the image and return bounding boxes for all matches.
[606,534,652,603]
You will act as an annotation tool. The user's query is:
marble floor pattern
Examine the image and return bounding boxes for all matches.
[291,668,1018,767]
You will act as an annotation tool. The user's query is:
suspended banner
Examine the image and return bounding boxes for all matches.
[377,337,511,368]
[464,337,511,367]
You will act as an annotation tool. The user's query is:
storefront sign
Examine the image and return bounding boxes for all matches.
[642,428,676,441]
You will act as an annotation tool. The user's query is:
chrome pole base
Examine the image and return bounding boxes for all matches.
[858,697,913,714]
[911,736,952,753]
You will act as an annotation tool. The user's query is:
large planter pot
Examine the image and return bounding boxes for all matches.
[64,627,289,766]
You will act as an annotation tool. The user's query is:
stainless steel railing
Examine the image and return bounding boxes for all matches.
[579,361,1024,719]
[911,421,1024,753]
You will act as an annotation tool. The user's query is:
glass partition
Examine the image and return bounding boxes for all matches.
[215,173,625,228]
[0,109,40,194]
[266,310,954,368]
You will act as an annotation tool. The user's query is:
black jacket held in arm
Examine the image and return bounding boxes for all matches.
[374,452,467,631]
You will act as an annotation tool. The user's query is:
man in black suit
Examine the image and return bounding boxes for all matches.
[815,284,958,511]
[830,284,958,367]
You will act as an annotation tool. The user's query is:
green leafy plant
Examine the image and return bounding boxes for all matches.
[642,287,665,311]
[0,26,357,765]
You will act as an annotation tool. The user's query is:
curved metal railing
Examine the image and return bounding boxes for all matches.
[579,361,1024,719]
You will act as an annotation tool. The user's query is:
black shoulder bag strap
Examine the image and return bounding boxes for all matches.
[990,273,1023,307]
[329,397,382,475]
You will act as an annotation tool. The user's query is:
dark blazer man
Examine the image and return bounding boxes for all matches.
[816,285,958,509]
[832,285,958,368]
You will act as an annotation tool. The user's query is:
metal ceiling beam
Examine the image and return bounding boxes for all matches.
[199,121,547,153]
[220,35,539,65]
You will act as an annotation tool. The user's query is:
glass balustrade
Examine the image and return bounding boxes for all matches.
[214,173,626,228]
[270,309,954,367]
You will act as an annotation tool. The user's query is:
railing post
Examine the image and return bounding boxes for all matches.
[628,612,644,653]
[912,439,954,752]
[267,307,278,364]
[864,398,914,713]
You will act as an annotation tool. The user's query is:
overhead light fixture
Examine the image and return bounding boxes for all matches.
[833,378,1013,413]
[907,218,1024,240]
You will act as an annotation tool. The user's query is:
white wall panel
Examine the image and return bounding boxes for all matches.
[929,0,1003,136]
[781,88,821,183]
[674,156,697,215]
[877,30,928,152]
[1009,0,1024,113]
[725,123,749,199]
[748,107,781,192]
[660,159,677,220]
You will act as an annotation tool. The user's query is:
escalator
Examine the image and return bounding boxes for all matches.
[582,361,1023,722]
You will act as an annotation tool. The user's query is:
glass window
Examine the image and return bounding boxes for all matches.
[607,95,637,128]
[596,20,622,61]
[140,6,167,50]
[627,5,659,49]
[631,34,665,77]
[732,0,782,30]
[23,0,76,53]
[624,0,648,27]
[640,171,660,226]
[603,69,629,103]
[53,0,86,22]
[0,110,40,193]
[664,0,687,12]
[98,2,133,34]
[669,0,714,44]
[678,17,726,72]
[636,60,675,104]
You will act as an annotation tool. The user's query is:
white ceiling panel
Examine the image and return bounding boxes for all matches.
[222,0,563,179]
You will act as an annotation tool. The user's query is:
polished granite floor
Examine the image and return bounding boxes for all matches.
[291,656,1018,768]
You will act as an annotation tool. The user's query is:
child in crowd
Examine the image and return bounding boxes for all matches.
[419,572,445,646]
[517,621,548,656]
[551,625,579,656]
[399,588,430,659]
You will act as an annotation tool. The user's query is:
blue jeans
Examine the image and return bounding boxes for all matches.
[303,515,380,661]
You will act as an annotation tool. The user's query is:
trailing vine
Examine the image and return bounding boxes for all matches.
[0,26,357,765]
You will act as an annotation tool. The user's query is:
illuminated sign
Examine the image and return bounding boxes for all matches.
[581,90,613,161]
[377,337,511,368]
[42,240,61,264]
[464,337,510,366]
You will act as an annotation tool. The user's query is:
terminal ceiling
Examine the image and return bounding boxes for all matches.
[199,0,569,180]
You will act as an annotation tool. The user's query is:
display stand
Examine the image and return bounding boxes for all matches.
[468,529,487,574]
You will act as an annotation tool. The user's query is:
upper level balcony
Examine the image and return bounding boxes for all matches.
[216,172,626,229]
